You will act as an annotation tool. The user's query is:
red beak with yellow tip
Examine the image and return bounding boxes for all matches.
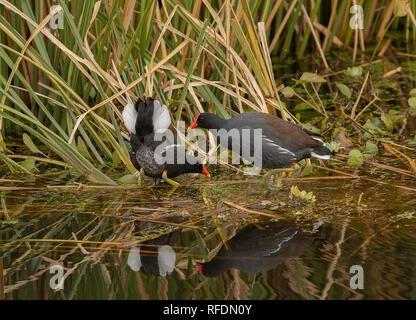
[202,164,210,177]
[195,261,205,277]
[188,113,200,130]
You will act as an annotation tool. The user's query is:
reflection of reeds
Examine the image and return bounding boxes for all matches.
[0,254,4,299]
[2,165,416,299]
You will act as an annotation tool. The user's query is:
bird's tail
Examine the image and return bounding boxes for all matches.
[122,102,138,134]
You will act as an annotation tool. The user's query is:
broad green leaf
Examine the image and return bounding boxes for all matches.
[365,141,378,156]
[23,133,43,155]
[299,72,326,83]
[345,67,363,78]
[21,157,36,172]
[349,149,363,158]
[77,136,93,161]
[302,123,320,134]
[335,83,352,99]
[348,149,364,167]
[364,119,391,136]
[118,174,138,185]
[326,141,341,153]
[409,89,416,97]
[409,98,416,116]
[294,103,314,111]
[112,150,121,167]
[381,112,394,131]
[281,86,295,98]
[408,97,416,108]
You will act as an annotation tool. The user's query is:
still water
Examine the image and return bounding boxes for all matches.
[1,164,416,300]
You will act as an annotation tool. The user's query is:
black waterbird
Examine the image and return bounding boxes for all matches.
[123,97,210,185]
[189,112,331,169]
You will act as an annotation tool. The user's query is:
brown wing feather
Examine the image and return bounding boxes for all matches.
[230,113,322,151]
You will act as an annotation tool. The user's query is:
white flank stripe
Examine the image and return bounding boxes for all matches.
[261,135,295,156]
[311,152,330,160]
[312,137,324,144]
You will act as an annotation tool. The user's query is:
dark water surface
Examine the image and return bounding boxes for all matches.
[1,163,416,300]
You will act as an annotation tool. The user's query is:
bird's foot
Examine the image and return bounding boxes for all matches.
[166,185,179,197]
[134,167,145,185]
[262,164,299,190]
[262,171,284,189]
[162,170,180,186]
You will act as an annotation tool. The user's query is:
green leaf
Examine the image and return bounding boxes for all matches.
[409,97,416,116]
[112,150,121,167]
[345,67,363,78]
[365,141,378,156]
[381,112,394,131]
[335,82,352,99]
[408,97,416,108]
[349,149,363,158]
[348,149,364,167]
[294,102,314,111]
[21,157,36,172]
[281,86,295,98]
[326,141,341,153]
[118,174,137,185]
[302,123,320,134]
[409,89,416,97]
[23,133,43,155]
[299,72,327,84]
[77,136,93,161]
[89,86,96,98]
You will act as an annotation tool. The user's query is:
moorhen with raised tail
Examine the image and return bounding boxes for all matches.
[122,97,210,185]
[189,112,331,169]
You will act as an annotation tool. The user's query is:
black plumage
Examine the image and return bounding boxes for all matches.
[197,221,320,277]
[124,97,210,180]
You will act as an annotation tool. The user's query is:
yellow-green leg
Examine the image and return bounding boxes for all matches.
[134,167,145,185]
[262,164,299,189]
[162,170,180,186]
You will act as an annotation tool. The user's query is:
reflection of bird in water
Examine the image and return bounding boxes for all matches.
[196,220,323,278]
[123,210,182,276]
[128,244,176,276]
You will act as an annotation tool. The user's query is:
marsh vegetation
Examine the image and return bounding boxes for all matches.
[0,0,416,300]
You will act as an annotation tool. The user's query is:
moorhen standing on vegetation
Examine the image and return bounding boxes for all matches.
[189,112,331,183]
[122,97,210,185]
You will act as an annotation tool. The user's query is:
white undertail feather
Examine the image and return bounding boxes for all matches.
[127,245,142,271]
[122,102,137,134]
[152,100,171,133]
[157,245,176,276]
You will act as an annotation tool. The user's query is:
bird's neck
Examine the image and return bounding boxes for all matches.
[207,116,228,130]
